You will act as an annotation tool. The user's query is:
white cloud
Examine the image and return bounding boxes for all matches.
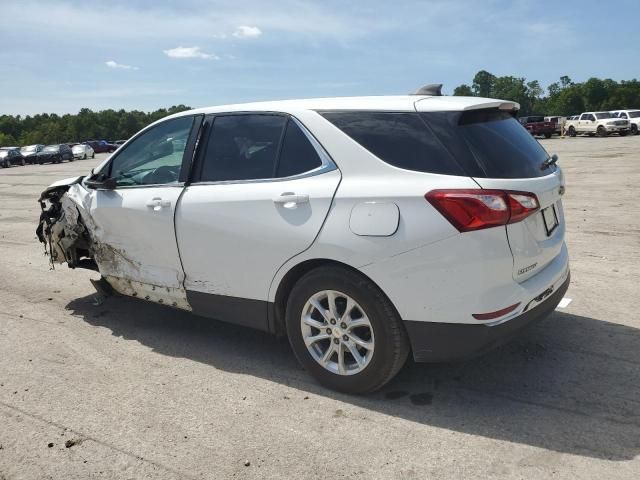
[163,46,218,60]
[232,25,262,39]
[105,60,138,70]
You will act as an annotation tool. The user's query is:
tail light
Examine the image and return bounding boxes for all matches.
[425,189,539,232]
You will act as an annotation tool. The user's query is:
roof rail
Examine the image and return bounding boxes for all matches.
[412,84,443,96]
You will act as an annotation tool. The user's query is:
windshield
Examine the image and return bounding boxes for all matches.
[595,112,614,119]
[21,145,36,153]
[72,145,83,150]
[629,111,640,118]
[44,146,58,152]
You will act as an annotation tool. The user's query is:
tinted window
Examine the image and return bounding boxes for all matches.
[423,110,552,179]
[276,120,323,177]
[321,112,464,175]
[108,116,193,186]
[200,114,286,182]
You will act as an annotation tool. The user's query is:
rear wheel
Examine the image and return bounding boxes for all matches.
[619,130,628,137]
[597,126,608,137]
[286,266,409,394]
[543,132,552,139]
[568,126,577,137]
[20,158,26,166]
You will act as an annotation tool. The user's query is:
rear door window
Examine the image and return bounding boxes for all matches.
[320,112,465,175]
[276,120,323,177]
[200,114,286,182]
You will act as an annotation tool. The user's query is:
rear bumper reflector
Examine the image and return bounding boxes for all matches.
[472,303,520,320]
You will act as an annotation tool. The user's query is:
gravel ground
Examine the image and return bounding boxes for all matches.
[0,137,639,479]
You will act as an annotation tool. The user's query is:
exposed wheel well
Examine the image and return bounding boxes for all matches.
[271,258,391,336]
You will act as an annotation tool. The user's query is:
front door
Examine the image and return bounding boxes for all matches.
[176,113,341,329]
[85,115,200,308]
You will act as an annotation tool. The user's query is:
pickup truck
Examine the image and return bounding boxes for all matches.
[518,116,556,138]
[610,110,640,135]
[544,116,566,136]
[564,112,630,137]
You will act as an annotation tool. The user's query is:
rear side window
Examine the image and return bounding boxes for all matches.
[276,120,322,177]
[423,110,552,178]
[200,114,286,182]
[320,112,465,176]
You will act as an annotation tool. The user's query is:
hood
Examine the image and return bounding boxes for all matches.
[39,176,84,201]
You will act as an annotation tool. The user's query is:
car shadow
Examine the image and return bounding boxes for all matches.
[66,294,640,461]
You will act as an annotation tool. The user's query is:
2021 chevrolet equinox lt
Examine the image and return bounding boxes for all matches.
[37,86,570,394]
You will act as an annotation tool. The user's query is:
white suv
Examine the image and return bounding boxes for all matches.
[37,88,570,393]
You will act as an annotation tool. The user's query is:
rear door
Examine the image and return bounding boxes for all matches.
[175,113,340,328]
[419,108,566,282]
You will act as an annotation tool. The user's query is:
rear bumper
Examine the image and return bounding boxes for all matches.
[405,272,570,362]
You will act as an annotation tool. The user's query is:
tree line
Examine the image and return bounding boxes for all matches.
[2,73,639,146]
[453,71,640,116]
[0,105,191,147]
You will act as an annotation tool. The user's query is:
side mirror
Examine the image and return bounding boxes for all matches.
[84,176,116,190]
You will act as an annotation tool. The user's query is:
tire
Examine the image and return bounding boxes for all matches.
[286,266,409,394]
[619,131,628,137]
[83,154,87,160]
[632,124,638,135]
[20,158,26,166]
[543,132,552,139]
[568,126,577,137]
[597,126,608,137]
[92,153,95,159]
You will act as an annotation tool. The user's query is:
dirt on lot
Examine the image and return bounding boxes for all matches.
[0,138,639,479]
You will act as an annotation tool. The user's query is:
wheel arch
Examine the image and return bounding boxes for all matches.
[269,258,398,336]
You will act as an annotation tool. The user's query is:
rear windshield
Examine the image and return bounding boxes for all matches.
[321,110,552,179]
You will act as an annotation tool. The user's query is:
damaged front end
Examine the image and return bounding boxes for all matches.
[36,178,97,271]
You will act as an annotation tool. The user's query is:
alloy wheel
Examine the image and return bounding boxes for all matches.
[300,290,374,375]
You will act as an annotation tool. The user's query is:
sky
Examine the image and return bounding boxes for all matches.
[1,0,639,115]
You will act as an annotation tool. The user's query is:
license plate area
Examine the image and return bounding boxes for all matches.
[541,204,559,237]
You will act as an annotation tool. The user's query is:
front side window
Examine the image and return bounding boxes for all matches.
[108,116,194,186]
[200,114,286,182]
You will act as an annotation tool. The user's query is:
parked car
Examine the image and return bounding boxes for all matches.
[564,112,630,137]
[36,144,74,164]
[83,140,117,154]
[20,144,45,164]
[111,139,127,146]
[36,90,569,393]
[610,110,640,135]
[0,147,25,167]
[544,116,566,136]
[518,115,556,138]
[72,144,95,159]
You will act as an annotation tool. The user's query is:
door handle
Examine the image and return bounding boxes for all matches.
[273,193,309,208]
[146,197,171,211]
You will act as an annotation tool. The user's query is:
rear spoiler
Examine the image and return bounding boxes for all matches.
[414,96,520,113]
